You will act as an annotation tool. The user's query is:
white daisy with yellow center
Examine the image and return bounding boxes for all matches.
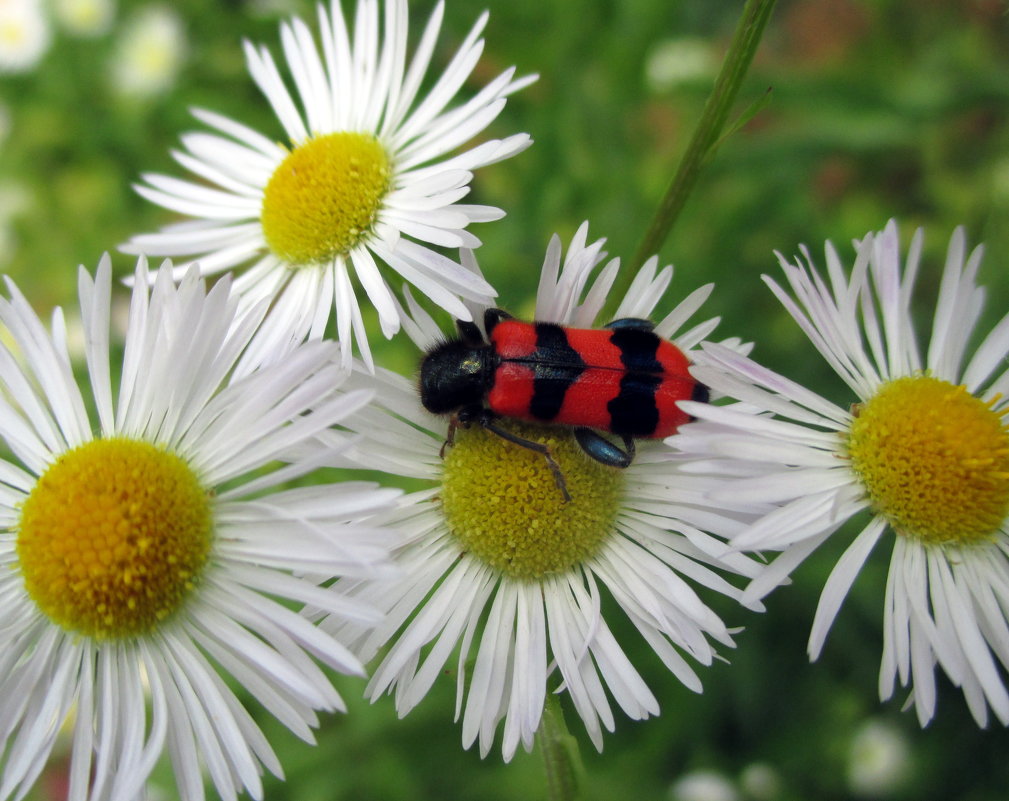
[0,256,398,801]
[0,0,50,73]
[121,0,534,370]
[321,224,764,758]
[674,220,1009,727]
[53,0,115,38]
[110,5,186,97]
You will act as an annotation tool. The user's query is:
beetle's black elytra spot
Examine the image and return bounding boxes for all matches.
[608,374,662,436]
[608,328,662,436]
[528,323,586,421]
[610,328,662,372]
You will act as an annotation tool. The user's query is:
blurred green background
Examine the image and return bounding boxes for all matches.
[3,0,1009,799]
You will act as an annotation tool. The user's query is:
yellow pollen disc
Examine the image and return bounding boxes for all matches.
[261,132,391,265]
[847,375,1009,545]
[17,438,213,640]
[440,421,625,581]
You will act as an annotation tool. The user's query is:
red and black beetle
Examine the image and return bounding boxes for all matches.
[420,308,709,500]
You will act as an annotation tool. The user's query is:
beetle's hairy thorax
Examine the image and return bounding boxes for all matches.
[419,340,497,415]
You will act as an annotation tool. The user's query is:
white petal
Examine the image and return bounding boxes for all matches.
[808,517,886,659]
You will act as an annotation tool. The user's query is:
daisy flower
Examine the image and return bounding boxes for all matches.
[0,255,399,801]
[110,5,186,98]
[54,0,116,38]
[121,0,535,370]
[674,220,1009,727]
[0,0,51,74]
[321,223,764,759]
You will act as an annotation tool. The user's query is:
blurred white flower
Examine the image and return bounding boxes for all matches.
[0,181,29,219]
[739,763,782,801]
[645,37,714,93]
[54,0,116,37]
[670,769,740,801]
[847,719,912,797]
[110,5,185,97]
[0,0,51,73]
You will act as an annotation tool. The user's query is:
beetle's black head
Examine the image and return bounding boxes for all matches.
[419,339,491,415]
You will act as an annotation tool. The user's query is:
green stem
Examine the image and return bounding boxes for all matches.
[632,0,778,267]
[538,694,583,801]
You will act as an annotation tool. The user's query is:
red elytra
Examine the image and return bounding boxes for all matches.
[486,319,697,439]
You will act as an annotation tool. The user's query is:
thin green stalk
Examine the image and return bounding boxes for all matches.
[632,0,778,267]
[538,694,583,801]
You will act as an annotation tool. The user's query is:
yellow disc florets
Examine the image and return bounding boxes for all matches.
[17,438,213,640]
[847,375,1009,545]
[440,421,625,581]
[261,131,392,265]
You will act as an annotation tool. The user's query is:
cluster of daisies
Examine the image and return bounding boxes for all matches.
[2,1,1007,799]
[0,0,186,99]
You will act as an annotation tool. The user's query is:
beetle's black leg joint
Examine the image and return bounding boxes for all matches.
[604,317,655,332]
[440,405,483,458]
[574,427,635,468]
[457,404,484,426]
[484,307,513,336]
[456,319,485,346]
[691,381,710,407]
[479,416,572,502]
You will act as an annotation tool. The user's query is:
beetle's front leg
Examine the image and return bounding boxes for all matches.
[440,417,460,459]
[440,405,485,458]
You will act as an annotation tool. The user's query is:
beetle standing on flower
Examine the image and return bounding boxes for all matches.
[420,308,710,500]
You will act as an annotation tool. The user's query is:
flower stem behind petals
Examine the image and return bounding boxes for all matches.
[632,0,777,268]
[538,694,584,801]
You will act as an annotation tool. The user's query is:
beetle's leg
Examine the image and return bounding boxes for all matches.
[604,317,655,332]
[574,427,635,468]
[440,415,462,458]
[479,415,572,503]
[440,406,481,458]
[456,405,482,426]
[456,318,485,346]
[484,307,513,336]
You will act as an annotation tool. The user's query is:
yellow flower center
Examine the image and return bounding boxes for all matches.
[17,438,213,640]
[0,22,27,47]
[260,132,392,265]
[847,375,1009,545]
[440,421,624,580]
